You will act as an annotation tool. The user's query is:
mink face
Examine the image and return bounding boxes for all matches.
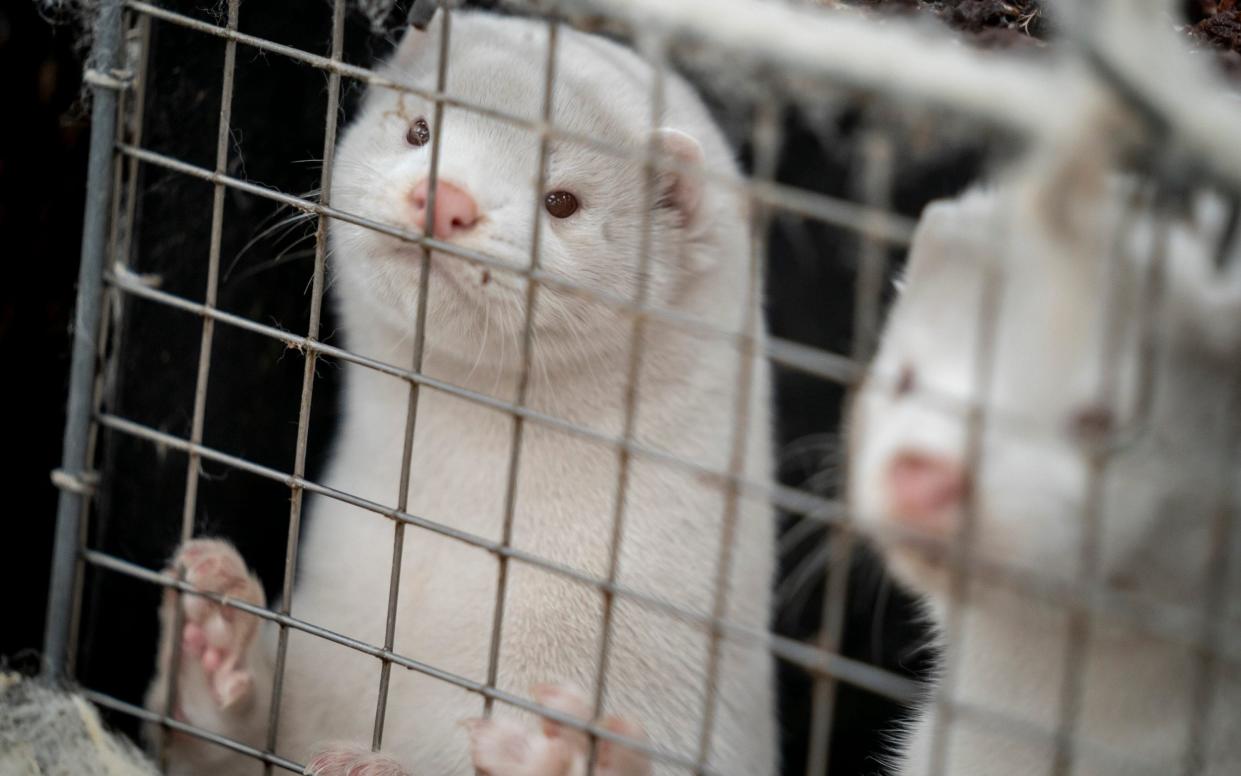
[849,181,1241,611]
[328,13,722,375]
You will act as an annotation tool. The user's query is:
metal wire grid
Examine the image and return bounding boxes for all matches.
[41,0,1240,775]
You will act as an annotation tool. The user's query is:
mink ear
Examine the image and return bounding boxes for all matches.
[901,190,1001,292]
[899,198,966,292]
[407,0,440,31]
[652,128,705,233]
[394,22,436,65]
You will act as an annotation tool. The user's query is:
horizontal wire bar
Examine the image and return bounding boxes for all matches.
[122,0,916,246]
[75,623,1154,776]
[93,395,1241,692]
[115,141,866,391]
[78,546,1179,776]
[90,411,915,703]
[106,142,1160,482]
[81,688,305,773]
[87,407,1241,671]
[82,549,729,774]
[111,254,1201,567]
[102,267,850,529]
[104,219,1122,546]
[766,336,860,386]
[76,629,1155,776]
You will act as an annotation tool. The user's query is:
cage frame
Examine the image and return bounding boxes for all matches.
[42,1,1241,775]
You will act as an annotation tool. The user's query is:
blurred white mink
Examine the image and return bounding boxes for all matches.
[847,120,1241,775]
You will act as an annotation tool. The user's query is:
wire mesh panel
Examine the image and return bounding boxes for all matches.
[43,1,1241,775]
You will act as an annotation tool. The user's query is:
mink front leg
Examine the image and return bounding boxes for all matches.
[145,539,273,775]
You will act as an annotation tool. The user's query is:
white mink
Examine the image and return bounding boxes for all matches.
[145,11,776,776]
[848,128,1241,775]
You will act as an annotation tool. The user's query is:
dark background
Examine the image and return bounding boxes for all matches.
[2,0,95,678]
[20,1,1234,774]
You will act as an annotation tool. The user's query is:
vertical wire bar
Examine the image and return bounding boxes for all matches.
[67,8,152,681]
[262,1,346,768]
[159,0,241,762]
[371,3,452,750]
[481,17,560,718]
[43,0,125,681]
[116,13,152,285]
[104,11,135,273]
[925,186,1007,776]
[1181,360,1241,775]
[586,33,668,776]
[849,130,895,366]
[1050,187,1158,776]
[693,93,781,776]
[68,48,129,676]
[1181,189,1241,770]
[805,126,894,776]
[1049,447,1105,776]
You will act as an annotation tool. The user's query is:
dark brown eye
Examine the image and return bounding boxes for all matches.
[544,190,579,219]
[1069,405,1115,444]
[895,365,916,397]
[406,118,430,147]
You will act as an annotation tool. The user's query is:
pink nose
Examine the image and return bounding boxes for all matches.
[408,178,479,239]
[885,451,968,529]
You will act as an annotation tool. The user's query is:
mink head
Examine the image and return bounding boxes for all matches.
[849,169,1241,617]
[329,11,743,375]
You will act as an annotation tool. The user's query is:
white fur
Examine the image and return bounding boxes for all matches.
[149,11,775,776]
[849,128,1241,775]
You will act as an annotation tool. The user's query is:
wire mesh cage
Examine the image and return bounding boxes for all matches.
[41,0,1241,775]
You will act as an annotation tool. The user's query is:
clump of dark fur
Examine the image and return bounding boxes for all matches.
[1189,7,1241,52]
[844,0,1049,44]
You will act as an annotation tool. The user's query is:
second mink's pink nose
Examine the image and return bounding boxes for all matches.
[408,178,479,239]
[885,451,968,529]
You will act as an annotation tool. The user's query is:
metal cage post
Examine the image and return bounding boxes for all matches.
[43,0,127,681]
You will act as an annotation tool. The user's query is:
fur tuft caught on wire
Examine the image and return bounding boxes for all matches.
[0,673,158,776]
